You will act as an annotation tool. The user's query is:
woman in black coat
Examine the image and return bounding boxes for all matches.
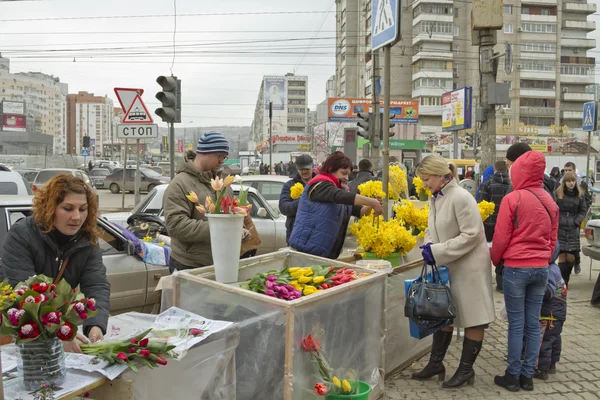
[0,174,110,352]
[556,171,587,285]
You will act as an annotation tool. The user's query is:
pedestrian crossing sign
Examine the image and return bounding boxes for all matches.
[583,101,596,132]
[372,0,400,50]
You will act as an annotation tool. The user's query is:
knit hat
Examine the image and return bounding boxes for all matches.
[196,131,230,154]
[506,143,532,162]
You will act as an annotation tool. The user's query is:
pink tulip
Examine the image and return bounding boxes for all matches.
[116,352,129,362]
[267,274,277,281]
[139,349,151,358]
[190,328,204,336]
[264,289,276,297]
[139,338,149,347]
[265,280,274,289]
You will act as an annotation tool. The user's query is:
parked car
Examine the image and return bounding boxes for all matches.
[237,175,291,211]
[0,196,169,314]
[13,168,40,185]
[223,163,242,176]
[0,167,33,195]
[583,218,600,260]
[105,168,170,194]
[102,184,287,254]
[89,168,111,189]
[32,168,94,192]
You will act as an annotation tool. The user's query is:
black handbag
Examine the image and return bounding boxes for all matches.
[405,262,456,322]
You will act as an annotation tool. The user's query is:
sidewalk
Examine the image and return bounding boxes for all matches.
[385,254,600,399]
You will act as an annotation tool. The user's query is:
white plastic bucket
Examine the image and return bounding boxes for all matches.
[206,214,245,283]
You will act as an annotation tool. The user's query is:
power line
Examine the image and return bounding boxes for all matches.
[170,0,177,75]
[295,0,335,73]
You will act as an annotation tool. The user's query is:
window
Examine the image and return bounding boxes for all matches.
[520,60,555,71]
[419,96,442,106]
[453,25,460,36]
[412,78,452,90]
[257,182,285,201]
[132,190,162,215]
[560,64,594,76]
[521,23,557,33]
[520,116,554,126]
[520,97,555,107]
[288,126,305,132]
[34,170,71,184]
[413,21,453,36]
[504,24,513,34]
[521,42,556,53]
[502,100,512,110]
[520,80,555,90]
[504,5,512,14]
[0,182,18,195]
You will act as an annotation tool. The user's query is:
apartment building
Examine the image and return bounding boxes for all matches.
[66,91,114,156]
[250,74,310,152]
[336,0,597,139]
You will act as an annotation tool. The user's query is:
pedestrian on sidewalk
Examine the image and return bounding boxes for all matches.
[556,172,587,286]
[348,159,377,194]
[412,154,495,389]
[491,150,559,392]
[563,162,590,275]
[534,245,567,381]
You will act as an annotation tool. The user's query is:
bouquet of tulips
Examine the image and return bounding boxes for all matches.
[80,327,204,372]
[0,276,97,343]
[186,174,251,215]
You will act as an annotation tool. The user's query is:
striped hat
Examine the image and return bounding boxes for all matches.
[196,131,230,154]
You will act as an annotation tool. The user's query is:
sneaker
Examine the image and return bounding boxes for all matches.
[534,370,549,380]
[575,263,581,275]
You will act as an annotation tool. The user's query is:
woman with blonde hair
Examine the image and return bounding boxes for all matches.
[0,174,110,353]
[411,154,495,388]
[556,171,587,285]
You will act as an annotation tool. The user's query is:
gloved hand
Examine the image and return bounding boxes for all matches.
[420,242,436,265]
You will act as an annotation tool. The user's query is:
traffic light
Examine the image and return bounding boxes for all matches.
[379,114,397,139]
[356,112,372,140]
[155,75,181,123]
[466,133,474,147]
[82,136,90,148]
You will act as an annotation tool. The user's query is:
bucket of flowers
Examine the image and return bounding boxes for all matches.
[0,276,97,391]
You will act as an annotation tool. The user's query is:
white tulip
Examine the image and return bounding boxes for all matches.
[234,174,243,184]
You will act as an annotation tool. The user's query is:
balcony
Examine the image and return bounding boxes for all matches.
[561,91,595,102]
[521,14,557,23]
[520,107,556,116]
[561,111,583,120]
[563,2,596,14]
[412,70,452,81]
[412,0,453,7]
[412,50,453,64]
[562,20,596,31]
[412,32,453,46]
[519,69,556,80]
[522,0,557,4]
[418,105,443,116]
[520,89,556,98]
[561,37,596,49]
[412,87,447,99]
[560,73,595,84]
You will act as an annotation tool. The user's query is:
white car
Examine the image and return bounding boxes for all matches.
[0,167,33,195]
[237,175,292,211]
[101,184,287,255]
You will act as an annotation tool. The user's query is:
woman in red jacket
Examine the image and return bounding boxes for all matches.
[490,150,559,392]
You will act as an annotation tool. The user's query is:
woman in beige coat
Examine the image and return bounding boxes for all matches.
[411,154,495,388]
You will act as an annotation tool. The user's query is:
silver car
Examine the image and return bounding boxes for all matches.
[102,184,287,254]
[0,196,169,314]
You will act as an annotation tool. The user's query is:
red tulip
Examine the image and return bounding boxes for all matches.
[190,328,204,336]
[116,352,129,362]
[314,382,328,396]
[139,338,149,347]
[128,347,136,353]
[301,334,320,352]
[130,338,139,345]
[139,349,151,358]
[150,354,168,365]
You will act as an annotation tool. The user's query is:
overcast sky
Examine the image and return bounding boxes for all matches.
[2,0,600,130]
[0,0,337,129]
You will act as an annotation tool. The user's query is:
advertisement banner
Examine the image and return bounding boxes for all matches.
[263,120,287,139]
[442,87,473,132]
[272,134,312,145]
[177,140,184,153]
[1,101,25,115]
[264,77,286,111]
[2,114,26,132]
[327,98,419,123]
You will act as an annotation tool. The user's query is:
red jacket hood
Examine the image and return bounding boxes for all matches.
[510,150,546,190]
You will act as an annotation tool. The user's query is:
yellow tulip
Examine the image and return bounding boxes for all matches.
[210,177,224,191]
[223,175,235,187]
[332,376,341,388]
[301,268,313,276]
[303,285,319,296]
[290,271,304,278]
[186,191,199,203]
[312,276,325,284]
[195,205,207,214]
[298,276,312,284]
[342,379,352,393]
[290,280,298,285]
[288,267,301,273]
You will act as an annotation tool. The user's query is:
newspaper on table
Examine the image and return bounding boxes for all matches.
[3,369,104,400]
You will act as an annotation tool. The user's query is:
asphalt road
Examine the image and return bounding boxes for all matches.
[97,189,147,212]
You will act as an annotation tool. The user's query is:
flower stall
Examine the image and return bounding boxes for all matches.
[160,249,386,400]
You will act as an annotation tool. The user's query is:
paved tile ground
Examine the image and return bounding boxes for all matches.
[384,254,600,399]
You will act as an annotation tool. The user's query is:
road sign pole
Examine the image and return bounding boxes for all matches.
[122,139,127,212]
[269,101,273,175]
[135,138,141,205]
[169,122,175,181]
[382,45,391,221]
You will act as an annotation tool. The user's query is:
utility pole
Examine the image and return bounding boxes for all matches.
[381,46,391,221]
[371,47,379,168]
[479,30,498,169]
[268,101,273,175]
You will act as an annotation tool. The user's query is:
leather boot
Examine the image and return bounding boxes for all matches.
[412,330,453,381]
[494,371,520,392]
[442,337,481,388]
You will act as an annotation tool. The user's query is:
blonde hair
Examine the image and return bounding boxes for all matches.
[557,171,583,200]
[416,154,458,181]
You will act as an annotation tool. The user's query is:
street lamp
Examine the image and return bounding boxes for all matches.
[183,120,193,151]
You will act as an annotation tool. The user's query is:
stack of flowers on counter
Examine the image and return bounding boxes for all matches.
[302,331,371,398]
[393,199,429,238]
[239,266,368,300]
[0,276,97,343]
[80,328,184,372]
[350,212,417,259]
[478,200,496,222]
[290,182,305,200]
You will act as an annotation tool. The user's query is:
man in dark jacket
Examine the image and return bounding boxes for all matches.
[279,154,315,243]
[478,160,511,242]
[348,159,377,194]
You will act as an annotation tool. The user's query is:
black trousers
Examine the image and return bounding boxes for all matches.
[592,272,600,305]
[495,265,504,291]
[168,256,197,274]
[537,320,564,371]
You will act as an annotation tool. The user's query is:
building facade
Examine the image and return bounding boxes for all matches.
[336,0,597,140]
[65,91,114,156]
[250,73,310,152]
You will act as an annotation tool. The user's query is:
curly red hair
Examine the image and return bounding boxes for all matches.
[32,174,100,245]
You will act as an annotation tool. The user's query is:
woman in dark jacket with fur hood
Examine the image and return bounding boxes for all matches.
[0,174,110,353]
[556,171,587,285]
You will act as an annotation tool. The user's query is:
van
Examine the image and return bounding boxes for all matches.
[445,159,476,180]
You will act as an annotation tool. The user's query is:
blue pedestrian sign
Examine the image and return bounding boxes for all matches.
[81,149,89,156]
[372,0,400,50]
[583,101,596,131]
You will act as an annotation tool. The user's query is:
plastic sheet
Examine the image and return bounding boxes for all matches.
[163,250,386,400]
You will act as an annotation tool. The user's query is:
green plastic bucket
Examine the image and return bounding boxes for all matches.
[325,381,371,400]
[364,251,401,267]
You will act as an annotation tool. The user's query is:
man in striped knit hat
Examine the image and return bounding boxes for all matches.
[163,131,231,272]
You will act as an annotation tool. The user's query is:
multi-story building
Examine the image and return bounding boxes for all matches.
[65,91,114,156]
[336,0,597,140]
[250,73,310,152]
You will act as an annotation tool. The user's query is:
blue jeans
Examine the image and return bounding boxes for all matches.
[503,267,549,377]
